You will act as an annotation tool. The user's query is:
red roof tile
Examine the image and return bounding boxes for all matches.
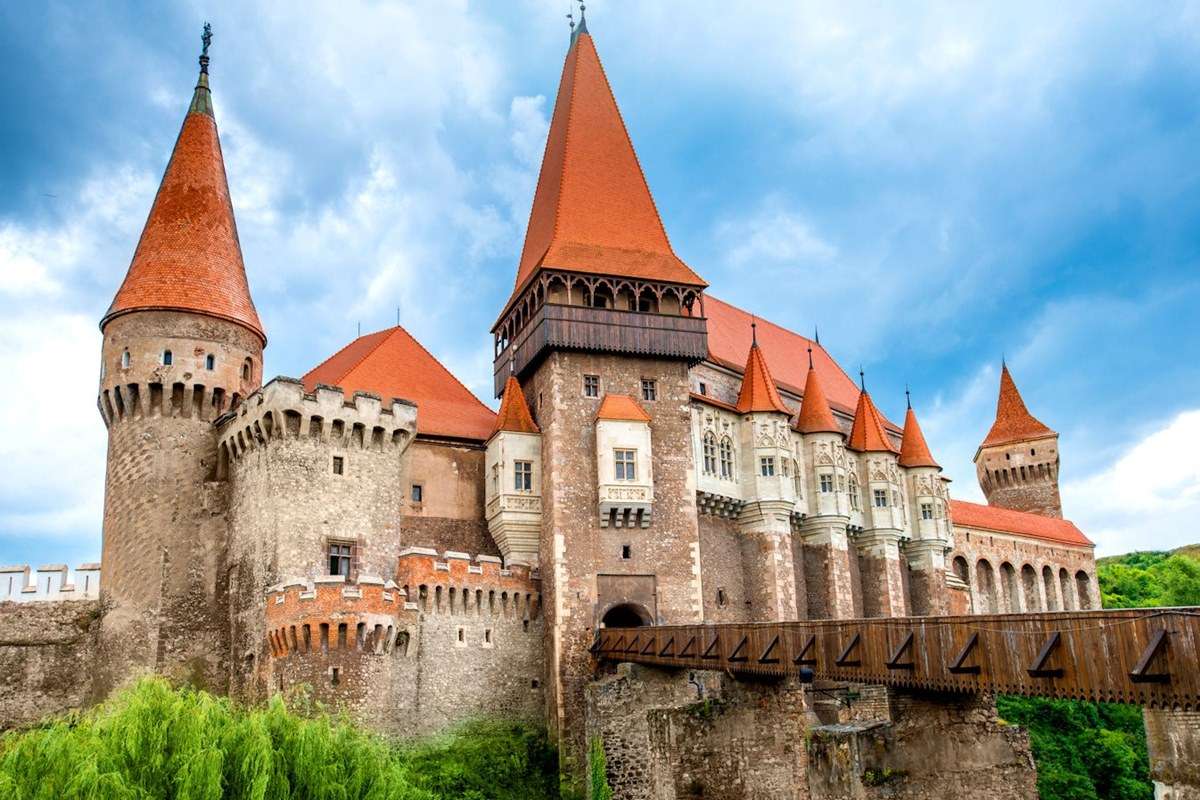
[980,364,1056,449]
[103,71,264,343]
[794,366,841,434]
[848,390,899,454]
[735,342,791,414]
[950,499,1092,547]
[502,32,705,318]
[303,327,496,441]
[595,394,652,422]
[898,406,940,469]
[493,375,540,436]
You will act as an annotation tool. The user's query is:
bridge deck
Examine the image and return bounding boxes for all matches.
[595,609,1200,709]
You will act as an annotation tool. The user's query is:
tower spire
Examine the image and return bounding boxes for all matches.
[899,401,940,469]
[979,363,1055,449]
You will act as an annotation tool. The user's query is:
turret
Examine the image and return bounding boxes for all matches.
[95,27,264,696]
[974,363,1062,518]
[898,396,955,615]
[486,375,543,564]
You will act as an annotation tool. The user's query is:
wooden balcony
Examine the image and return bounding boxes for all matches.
[493,303,708,397]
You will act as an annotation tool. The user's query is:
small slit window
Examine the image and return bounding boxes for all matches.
[205,354,215,370]
[621,544,631,560]
[332,456,344,475]
[162,350,173,366]
[121,350,130,369]
[242,358,252,381]
[411,483,424,504]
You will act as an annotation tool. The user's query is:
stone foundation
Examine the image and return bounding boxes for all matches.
[1145,708,1200,800]
[0,600,101,728]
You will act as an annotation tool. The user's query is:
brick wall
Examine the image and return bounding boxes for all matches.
[950,527,1097,614]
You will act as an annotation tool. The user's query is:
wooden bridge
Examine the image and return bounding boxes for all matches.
[595,608,1200,708]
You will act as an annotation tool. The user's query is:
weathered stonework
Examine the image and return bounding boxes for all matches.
[0,600,101,728]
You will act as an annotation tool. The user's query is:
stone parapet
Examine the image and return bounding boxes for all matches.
[265,576,403,657]
[394,549,542,618]
[0,564,101,603]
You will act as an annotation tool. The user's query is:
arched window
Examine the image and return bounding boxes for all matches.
[848,475,860,510]
[718,437,734,479]
[702,432,716,475]
[205,354,215,370]
[162,350,173,366]
[952,556,969,584]
[121,350,130,369]
[242,358,252,381]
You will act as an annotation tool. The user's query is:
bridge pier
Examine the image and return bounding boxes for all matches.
[1144,708,1200,800]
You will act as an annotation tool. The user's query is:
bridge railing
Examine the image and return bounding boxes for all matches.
[594,608,1200,709]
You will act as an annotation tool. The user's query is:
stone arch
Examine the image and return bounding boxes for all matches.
[1075,570,1093,610]
[975,559,998,614]
[599,602,653,629]
[1059,568,1074,610]
[1020,564,1040,611]
[1042,565,1059,610]
[1000,562,1020,612]
[952,555,970,586]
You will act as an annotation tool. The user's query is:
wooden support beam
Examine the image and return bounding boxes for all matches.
[1028,631,1065,678]
[886,631,915,671]
[1130,629,1170,684]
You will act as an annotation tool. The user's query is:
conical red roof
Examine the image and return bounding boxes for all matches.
[102,66,264,343]
[596,394,653,422]
[848,390,898,454]
[980,364,1055,449]
[735,342,790,415]
[794,366,841,434]
[493,375,540,436]
[500,31,705,320]
[899,406,940,469]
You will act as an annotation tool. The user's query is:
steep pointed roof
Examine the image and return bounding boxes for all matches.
[735,340,791,415]
[848,390,899,454]
[303,326,496,441]
[596,394,652,422]
[501,30,705,319]
[899,406,940,469]
[794,365,841,434]
[102,55,264,344]
[492,375,540,436]
[979,364,1056,450]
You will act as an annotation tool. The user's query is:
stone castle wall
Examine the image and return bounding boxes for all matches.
[950,526,1097,614]
[0,600,101,729]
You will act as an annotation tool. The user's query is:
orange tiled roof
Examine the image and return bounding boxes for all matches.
[596,394,652,423]
[735,341,791,414]
[303,327,496,442]
[794,366,841,434]
[703,296,897,431]
[102,70,264,343]
[898,406,940,469]
[980,364,1055,449]
[502,31,705,317]
[848,390,899,454]
[950,499,1092,547]
[493,375,540,436]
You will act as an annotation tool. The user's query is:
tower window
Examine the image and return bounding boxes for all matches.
[717,588,728,607]
[641,379,657,402]
[1031,448,1036,456]
[328,541,353,576]
[205,354,215,370]
[583,374,600,398]
[849,478,860,510]
[873,489,888,508]
[759,457,775,477]
[621,544,631,560]
[121,350,130,369]
[614,449,636,481]
[698,381,707,395]
[514,460,533,492]
[921,502,934,520]
[242,358,252,381]
[411,483,424,504]
[719,437,734,479]
[161,350,173,366]
[332,456,344,475]
[819,473,834,493]
[702,432,716,475]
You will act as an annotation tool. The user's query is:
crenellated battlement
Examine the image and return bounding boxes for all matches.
[216,377,418,469]
[395,548,542,619]
[0,563,100,603]
[264,575,405,658]
[99,379,240,428]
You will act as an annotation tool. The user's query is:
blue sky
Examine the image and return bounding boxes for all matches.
[2,1,1198,568]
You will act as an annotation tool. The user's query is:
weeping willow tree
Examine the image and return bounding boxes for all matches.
[0,677,562,800]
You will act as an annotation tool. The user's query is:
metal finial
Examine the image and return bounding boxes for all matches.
[859,367,865,391]
[814,325,820,346]
[905,385,911,409]
[396,307,401,327]
[577,0,588,33]
[751,318,758,346]
[807,345,813,370]
[199,22,212,74]
[357,321,361,338]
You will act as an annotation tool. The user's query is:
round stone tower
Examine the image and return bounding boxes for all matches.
[95,31,265,696]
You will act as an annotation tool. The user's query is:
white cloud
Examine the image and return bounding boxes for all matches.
[719,198,837,269]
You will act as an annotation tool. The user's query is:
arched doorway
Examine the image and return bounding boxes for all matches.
[600,603,653,629]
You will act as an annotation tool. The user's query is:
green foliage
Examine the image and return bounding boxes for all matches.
[0,677,562,800]
[587,737,612,800]
[1098,548,1200,608]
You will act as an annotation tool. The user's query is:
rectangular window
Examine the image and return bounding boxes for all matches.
[514,460,533,492]
[873,489,888,508]
[614,449,636,481]
[583,374,600,398]
[411,483,424,504]
[328,541,353,577]
[819,473,834,493]
[698,381,707,395]
[759,456,775,477]
[921,502,934,520]
[621,544,631,559]
[849,482,859,510]
[641,379,657,402]
[332,456,344,475]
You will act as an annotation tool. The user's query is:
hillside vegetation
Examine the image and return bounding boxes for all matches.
[998,543,1200,800]
[0,678,563,800]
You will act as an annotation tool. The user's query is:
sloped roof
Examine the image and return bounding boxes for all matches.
[950,499,1092,547]
[794,366,841,434]
[493,375,540,436]
[501,31,705,320]
[735,342,790,414]
[848,390,899,454]
[898,406,940,469]
[103,67,264,343]
[596,394,652,422]
[980,364,1056,450]
[303,327,496,441]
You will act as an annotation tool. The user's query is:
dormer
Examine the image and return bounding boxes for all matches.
[485,376,543,565]
[595,395,653,528]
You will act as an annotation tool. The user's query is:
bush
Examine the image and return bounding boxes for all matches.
[0,677,562,800]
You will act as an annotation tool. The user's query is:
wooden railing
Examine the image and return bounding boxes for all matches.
[595,609,1200,709]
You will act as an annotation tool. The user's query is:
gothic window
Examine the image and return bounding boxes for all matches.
[614,449,637,481]
[121,350,130,369]
[641,379,657,402]
[873,489,888,508]
[921,502,934,520]
[819,473,834,493]
[702,432,717,475]
[719,437,734,479]
[837,475,847,492]
[205,353,215,370]
[848,476,859,509]
[759,456,775,477]
[792,461,802,496]
[328,541,353,576]
[583,374,600,398]
[162,350,173,366]
[781,458,790,477]
[514,460,533,492]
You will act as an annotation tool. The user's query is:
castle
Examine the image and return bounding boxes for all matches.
[1,17,1102,794]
